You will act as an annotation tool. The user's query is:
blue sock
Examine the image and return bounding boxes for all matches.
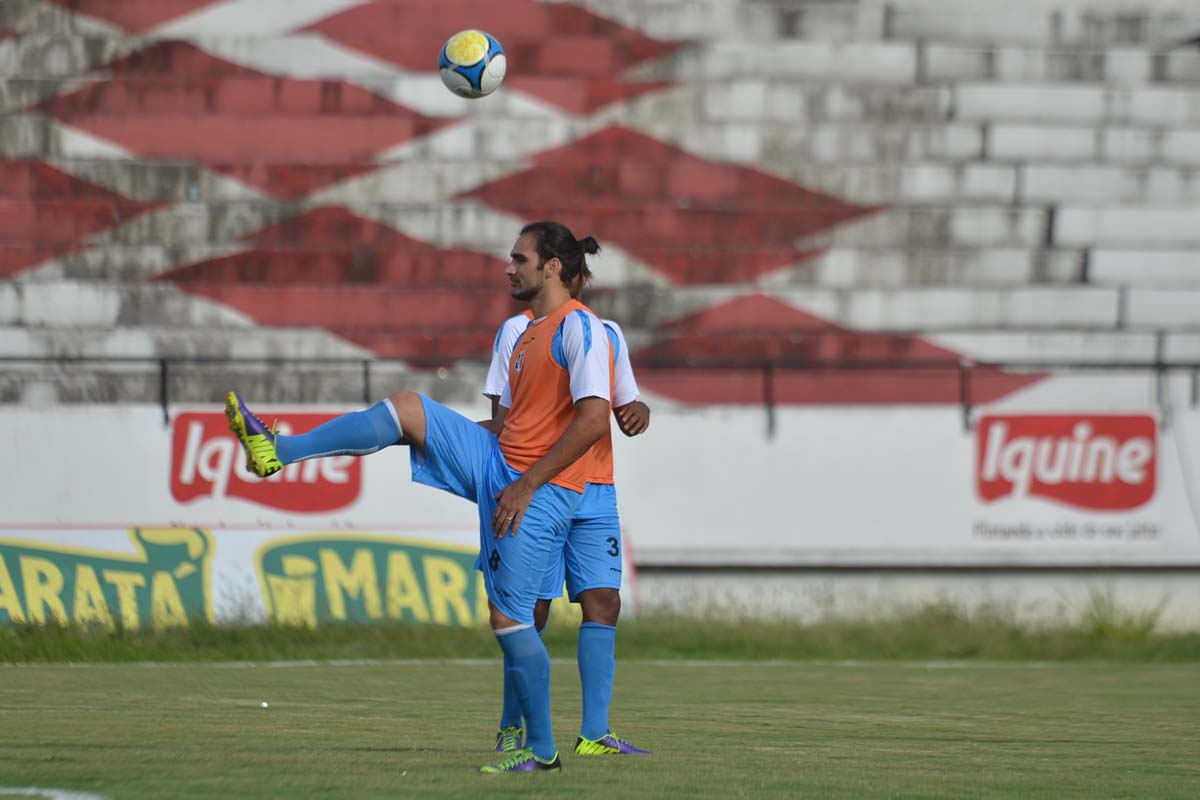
[275,400,401,465]
[499,627,543,730]
[578,622,617,740]
[495,626,555,761]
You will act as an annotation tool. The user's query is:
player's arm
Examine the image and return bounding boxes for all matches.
[606,320,650,437]
[492,397,608,538]
[493,313,611,537]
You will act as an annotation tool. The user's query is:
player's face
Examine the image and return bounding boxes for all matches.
[507,233,555,302]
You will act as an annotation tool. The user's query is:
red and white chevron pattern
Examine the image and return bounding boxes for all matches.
[2,0,1042,405]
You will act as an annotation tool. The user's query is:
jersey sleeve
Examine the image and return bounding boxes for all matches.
[483,315,528,398]
[604,320,640,407]
[562,310,611,404]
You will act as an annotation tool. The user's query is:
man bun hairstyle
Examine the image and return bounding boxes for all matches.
[521,220,599,290]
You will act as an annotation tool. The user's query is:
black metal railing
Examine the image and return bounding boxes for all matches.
[3,353,1198,435]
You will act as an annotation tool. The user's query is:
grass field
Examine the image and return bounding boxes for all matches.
[2,658,1198,799]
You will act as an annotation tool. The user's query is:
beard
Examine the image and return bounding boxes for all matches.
[511,284,539,302]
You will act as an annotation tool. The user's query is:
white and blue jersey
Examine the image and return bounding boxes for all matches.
[485,312,638,408]
[483,312,640,602]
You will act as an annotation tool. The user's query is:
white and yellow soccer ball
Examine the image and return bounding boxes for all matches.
[438,29,506,99]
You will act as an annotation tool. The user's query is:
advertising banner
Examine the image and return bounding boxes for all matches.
[2,398,1199,628]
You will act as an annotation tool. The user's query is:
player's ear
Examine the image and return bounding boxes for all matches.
[545,257,562,280]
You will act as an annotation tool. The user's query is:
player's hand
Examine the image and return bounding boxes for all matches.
[493,477,535,538]
[615,401,650,437]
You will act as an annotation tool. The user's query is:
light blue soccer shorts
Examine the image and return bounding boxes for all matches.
[538,482,623,602]
[409,395,580,625]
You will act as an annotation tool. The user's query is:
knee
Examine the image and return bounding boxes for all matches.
[488,602,520,631]
[579,588,620,626]
[387,390,422,419]
[386,391,425,446]
[533,599,552,632]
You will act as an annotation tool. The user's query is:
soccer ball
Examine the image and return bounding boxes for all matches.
[438,29,506,99]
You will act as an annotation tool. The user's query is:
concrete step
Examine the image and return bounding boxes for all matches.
[16,154,1200,211]
[781,247,1084,288]
[5,324,1193,367]
[655,40,919,83]
[0,359,489,407]
[9,239,1088,288]
[1126,289,1200,328]
[3,33,673,80]
[0,278,1141,333]
[1055,205,1200,246]
[0,201,1055,250]
[659,40,1200,86]
[586,285,1124,331]
[926,43,1200,85]
[1089,249,1200,286]
[0,280,253,327]
[33,242,1200,293]
[1018,164,1200,203]
[953,83,1200,126]
[889,1,1200,47]
[990,124,1200,165]
[4,79,955,125]
[3,325,1195,407]
[17,32,1197,88]
[929,329,1161,362]
[12,0,1200,47]
[0,324,369,359]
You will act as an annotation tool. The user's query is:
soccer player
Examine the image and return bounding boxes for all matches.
[225,221,612,774]
[483,283,651,756]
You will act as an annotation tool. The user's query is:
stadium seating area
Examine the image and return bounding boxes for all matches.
[1,0,1198,406]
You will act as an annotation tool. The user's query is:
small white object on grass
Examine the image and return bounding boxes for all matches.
[260,701,269,708]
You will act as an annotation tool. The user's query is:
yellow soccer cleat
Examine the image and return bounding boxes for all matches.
[225,391,282,477]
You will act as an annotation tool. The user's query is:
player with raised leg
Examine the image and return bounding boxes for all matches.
[225,222,612,774]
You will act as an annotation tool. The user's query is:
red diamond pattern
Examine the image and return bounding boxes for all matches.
[305,0,679,113]
[161,207,522,362]
[634,294,1044,405]
[463,125,879,285]
[41,0,224,33]
[40,41,458,198]
[5,2,1041,408]
[0,159,160,278]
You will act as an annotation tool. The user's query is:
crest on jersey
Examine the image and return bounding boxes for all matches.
[513,351,525,373]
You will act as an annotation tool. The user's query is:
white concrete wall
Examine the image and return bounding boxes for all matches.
[636,569,1200,632]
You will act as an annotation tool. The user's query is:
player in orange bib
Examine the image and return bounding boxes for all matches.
[224,221,611,774]
[482,259,651,756]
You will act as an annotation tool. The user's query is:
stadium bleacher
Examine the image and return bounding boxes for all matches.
[1,0,1198,407]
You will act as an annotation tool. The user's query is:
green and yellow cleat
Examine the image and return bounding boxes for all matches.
[574,733,651,756]
[224,391,282,477]
[480,748,561,774]
[495,726,524,753]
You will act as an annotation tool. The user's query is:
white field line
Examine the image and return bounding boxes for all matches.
[0,789,111,800]
[0,658,1070,670]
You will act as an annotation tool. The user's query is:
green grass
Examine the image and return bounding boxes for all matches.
[0,660,1197,798]
[3,606,1200,664]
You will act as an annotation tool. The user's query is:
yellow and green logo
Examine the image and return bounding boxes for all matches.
[0,529,214,629]
[258,534,579,628]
